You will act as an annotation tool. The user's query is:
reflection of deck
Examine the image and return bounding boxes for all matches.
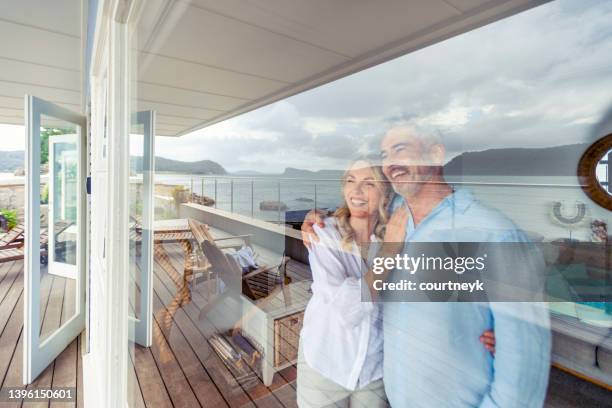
[0,260,83,407]
[128,239,610,407]
[0,248,607,407]
[128,242,310,408]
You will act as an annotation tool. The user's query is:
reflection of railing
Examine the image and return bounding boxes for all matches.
[182,175,342,224]
[173,174,597,229]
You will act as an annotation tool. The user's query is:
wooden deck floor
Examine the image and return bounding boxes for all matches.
[129,241,611,408]
[0,242,607,407]
[0,260,83,408]
[127,242,309,408]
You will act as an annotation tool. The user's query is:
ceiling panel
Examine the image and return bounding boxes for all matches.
[0,81,81,107]
[140,2,349,83]
[134,99,221,120]
[0,0,81,129]
[138,52,287,100]
[137,81,247,111]
[0,59,79,92]
[0,21,80,71]
[187,0,461,58]
[136,0,547,136]
[0,0,81,37]
[445,0,492,13]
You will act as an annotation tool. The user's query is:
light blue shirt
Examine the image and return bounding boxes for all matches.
[383,188,551,408]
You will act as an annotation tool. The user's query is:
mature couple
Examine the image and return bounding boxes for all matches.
[297,126,551,408]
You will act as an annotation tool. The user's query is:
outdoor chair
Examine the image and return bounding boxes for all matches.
[187,219,253,287]
[0,223,25,250]
[0,220,73,265]
[188,219,290,303]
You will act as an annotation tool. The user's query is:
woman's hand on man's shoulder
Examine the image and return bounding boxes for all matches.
[301,209,330,248]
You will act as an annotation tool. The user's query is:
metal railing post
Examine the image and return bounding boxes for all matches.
[190,177,193,201]
[251,179,254,217]
[214,178,217,208]
[314,183,317,210]
[230,179,234,213]
[277,181,281,224]
[201,178,204,200]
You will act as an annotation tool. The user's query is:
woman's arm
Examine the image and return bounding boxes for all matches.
[308,230,374,328]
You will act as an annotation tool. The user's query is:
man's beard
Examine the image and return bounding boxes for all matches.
[391,167,436,198]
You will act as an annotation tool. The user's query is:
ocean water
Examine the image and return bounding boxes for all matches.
[155,173,610,241]
[155,173,343,222]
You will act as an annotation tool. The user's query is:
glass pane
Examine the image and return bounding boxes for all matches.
[129,126,145,320]
[39,114,79,343]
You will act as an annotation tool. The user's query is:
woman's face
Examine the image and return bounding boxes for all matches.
[343,162,384,219]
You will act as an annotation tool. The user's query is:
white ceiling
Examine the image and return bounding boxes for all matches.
[0,0,549,135]
[0,0,82,127]
[136,0,549,136]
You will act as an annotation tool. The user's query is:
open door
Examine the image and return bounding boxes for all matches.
[23,95,87,384]
[128,111,155,347]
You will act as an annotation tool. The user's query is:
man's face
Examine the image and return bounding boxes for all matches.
[380,129,439,198]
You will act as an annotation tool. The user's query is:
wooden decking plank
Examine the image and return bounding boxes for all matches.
[0,264,25,341]
[127,257,221,408]
[24,273,67,408]
[0,268,53,407]
[76,338,83,408]
[0,261,18,295]
[126,264,173,408]
[0,292,24,393]
[1,269,53,394]
[148,317,203,408]
[0,330,23,408]
[150,261,254,408]
[156,245,286,408]
[125,265,147,408]
[49,277,78,408]
[151,298,229,407]
[127,350,146,408]
[132,345,173,408]
[0,261,23,308]
[49,339,77,408]
[0,261,13,279]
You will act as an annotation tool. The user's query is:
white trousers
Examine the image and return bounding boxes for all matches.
[296,347,389,408]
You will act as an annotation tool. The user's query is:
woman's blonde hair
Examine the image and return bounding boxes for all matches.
[334,156,393,250]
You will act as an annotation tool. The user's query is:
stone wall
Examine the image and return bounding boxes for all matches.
[0,183,25,220]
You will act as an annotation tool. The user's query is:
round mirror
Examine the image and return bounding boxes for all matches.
[578,133,612,210]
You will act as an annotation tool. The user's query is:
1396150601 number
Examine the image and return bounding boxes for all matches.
[0,387,76,402]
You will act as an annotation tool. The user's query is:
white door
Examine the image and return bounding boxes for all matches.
[23,95,87,384]
[128,111,155,347]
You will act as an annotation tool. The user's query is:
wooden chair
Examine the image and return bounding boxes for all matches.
[0,223,25,250]
[0,220,72,265]
[186,219,251,285]
[0,227,48,264]
[188,219,290,302]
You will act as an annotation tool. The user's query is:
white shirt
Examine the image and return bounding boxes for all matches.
[300,217,384,391]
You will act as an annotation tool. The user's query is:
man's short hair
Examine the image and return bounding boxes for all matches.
[383,123,445,151]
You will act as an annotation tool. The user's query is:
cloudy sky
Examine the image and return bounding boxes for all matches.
[3,0,611,174]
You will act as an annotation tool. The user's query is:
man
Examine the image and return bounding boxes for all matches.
[302,126,551,407]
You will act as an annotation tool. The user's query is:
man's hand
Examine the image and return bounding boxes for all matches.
[479,330,496,356]
[383,205,410,252]
[301,209,329,249]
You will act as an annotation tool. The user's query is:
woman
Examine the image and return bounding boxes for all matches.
[297,158,497,408]
[297,157,392,408]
